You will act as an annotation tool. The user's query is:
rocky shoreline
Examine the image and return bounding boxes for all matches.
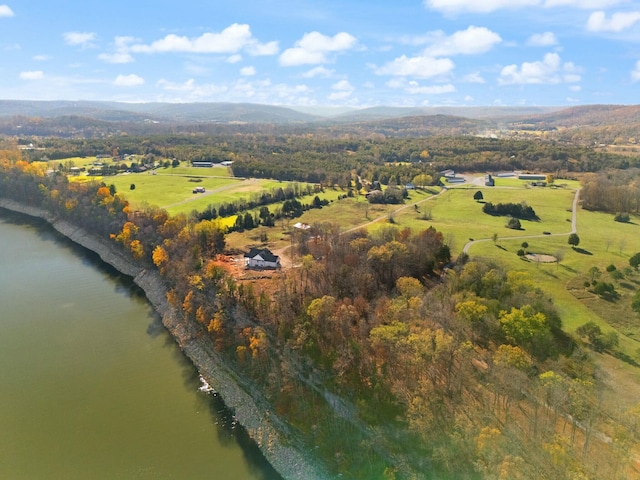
[0,198,328,480]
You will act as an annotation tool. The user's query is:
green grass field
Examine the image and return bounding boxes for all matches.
[61,161,640,360]
[76,168,331,216]
[274,178,640,359]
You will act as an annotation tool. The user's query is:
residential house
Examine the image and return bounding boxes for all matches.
[244,248,281,270]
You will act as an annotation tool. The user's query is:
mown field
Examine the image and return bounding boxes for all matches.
[61,162,640,369]
[68,163,334,216]
[246,176,640,363]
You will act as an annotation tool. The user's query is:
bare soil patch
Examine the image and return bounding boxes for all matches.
[525,253,557,263]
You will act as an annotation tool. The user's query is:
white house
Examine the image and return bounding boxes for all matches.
[244,248,281,270]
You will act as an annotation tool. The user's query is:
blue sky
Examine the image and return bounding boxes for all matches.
[1,0,640,107]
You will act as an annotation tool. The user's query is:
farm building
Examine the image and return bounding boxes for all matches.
[518,173,547,181]
[192,160,215,167]
[445,176,465,183]
[244,248,281,270]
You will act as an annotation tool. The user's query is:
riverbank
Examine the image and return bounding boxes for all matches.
[0,198,327,480]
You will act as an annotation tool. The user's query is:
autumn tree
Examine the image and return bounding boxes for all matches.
[499,305,552,359]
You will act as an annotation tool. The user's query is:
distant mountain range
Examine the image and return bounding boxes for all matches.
[0,100,638,138]
[0,100,575,124]
[0,100,320,124]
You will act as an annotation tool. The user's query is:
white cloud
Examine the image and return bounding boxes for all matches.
[386,78,407,88]
[302,66,335,78]
[246,41,279,56]
[424,0,623,13]
[527,32,558,46]
[33,54,51,61]
[63,32,96,48]
[586,11,640,32]
[406,82,456,94]
[279,31,357,66]
[279,49,326,66]
[99,52,134,64]
[632,60,640,82]
[423,26,502,56]
[499,52,581,85]
[375,55,455,78]
[328,91,352,101]
[131,23,277,56]
[19,70,44,80]
[424,0,539,14]
[463,72,486,83]
[156,77,312,104]
[332,79,354,91]
[545,0,623,8]
[113,74,144,87]
[157,78,200,92]
[240,66,256,76]
[227,54,243,63]
[328,79,354,101]
[298,31,357,52]
[99,36,135,64]
[0,4,14,17]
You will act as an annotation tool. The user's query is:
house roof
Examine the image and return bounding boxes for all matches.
[244,248,280,263]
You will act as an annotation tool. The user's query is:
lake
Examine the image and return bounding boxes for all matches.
[0,209,280,479]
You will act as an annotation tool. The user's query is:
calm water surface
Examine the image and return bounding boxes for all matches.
[0,210,280,480]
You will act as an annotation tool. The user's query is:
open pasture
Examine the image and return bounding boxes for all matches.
[61,162,640,358]
[390,182,579,254]
[104,174,245,211]
[86,167,338,217]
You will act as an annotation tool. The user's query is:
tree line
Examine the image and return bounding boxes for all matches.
[482,201,538,220]
[16,133,640,188]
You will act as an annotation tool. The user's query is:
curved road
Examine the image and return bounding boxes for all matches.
[462,187,581,254]
[278,182,580,265]
[342,187,448,235]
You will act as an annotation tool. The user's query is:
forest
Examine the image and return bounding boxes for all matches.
[15,133,640,188]
[3,142,640,480]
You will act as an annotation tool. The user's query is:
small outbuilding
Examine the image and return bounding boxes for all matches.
[293,222,311,231]
[244,248,281,270]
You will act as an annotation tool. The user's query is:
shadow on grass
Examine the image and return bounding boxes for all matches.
[619,282,636,290]
[572,247,593,255]
[613,350,640,368]
[496,244,507,251]
[560,264,577,273]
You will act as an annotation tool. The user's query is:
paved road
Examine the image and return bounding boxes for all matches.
[462,187,581,254]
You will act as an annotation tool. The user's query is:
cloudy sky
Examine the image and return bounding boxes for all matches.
[1,0,640,107]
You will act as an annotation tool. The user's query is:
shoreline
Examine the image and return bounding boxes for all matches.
[0,198,327,480]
